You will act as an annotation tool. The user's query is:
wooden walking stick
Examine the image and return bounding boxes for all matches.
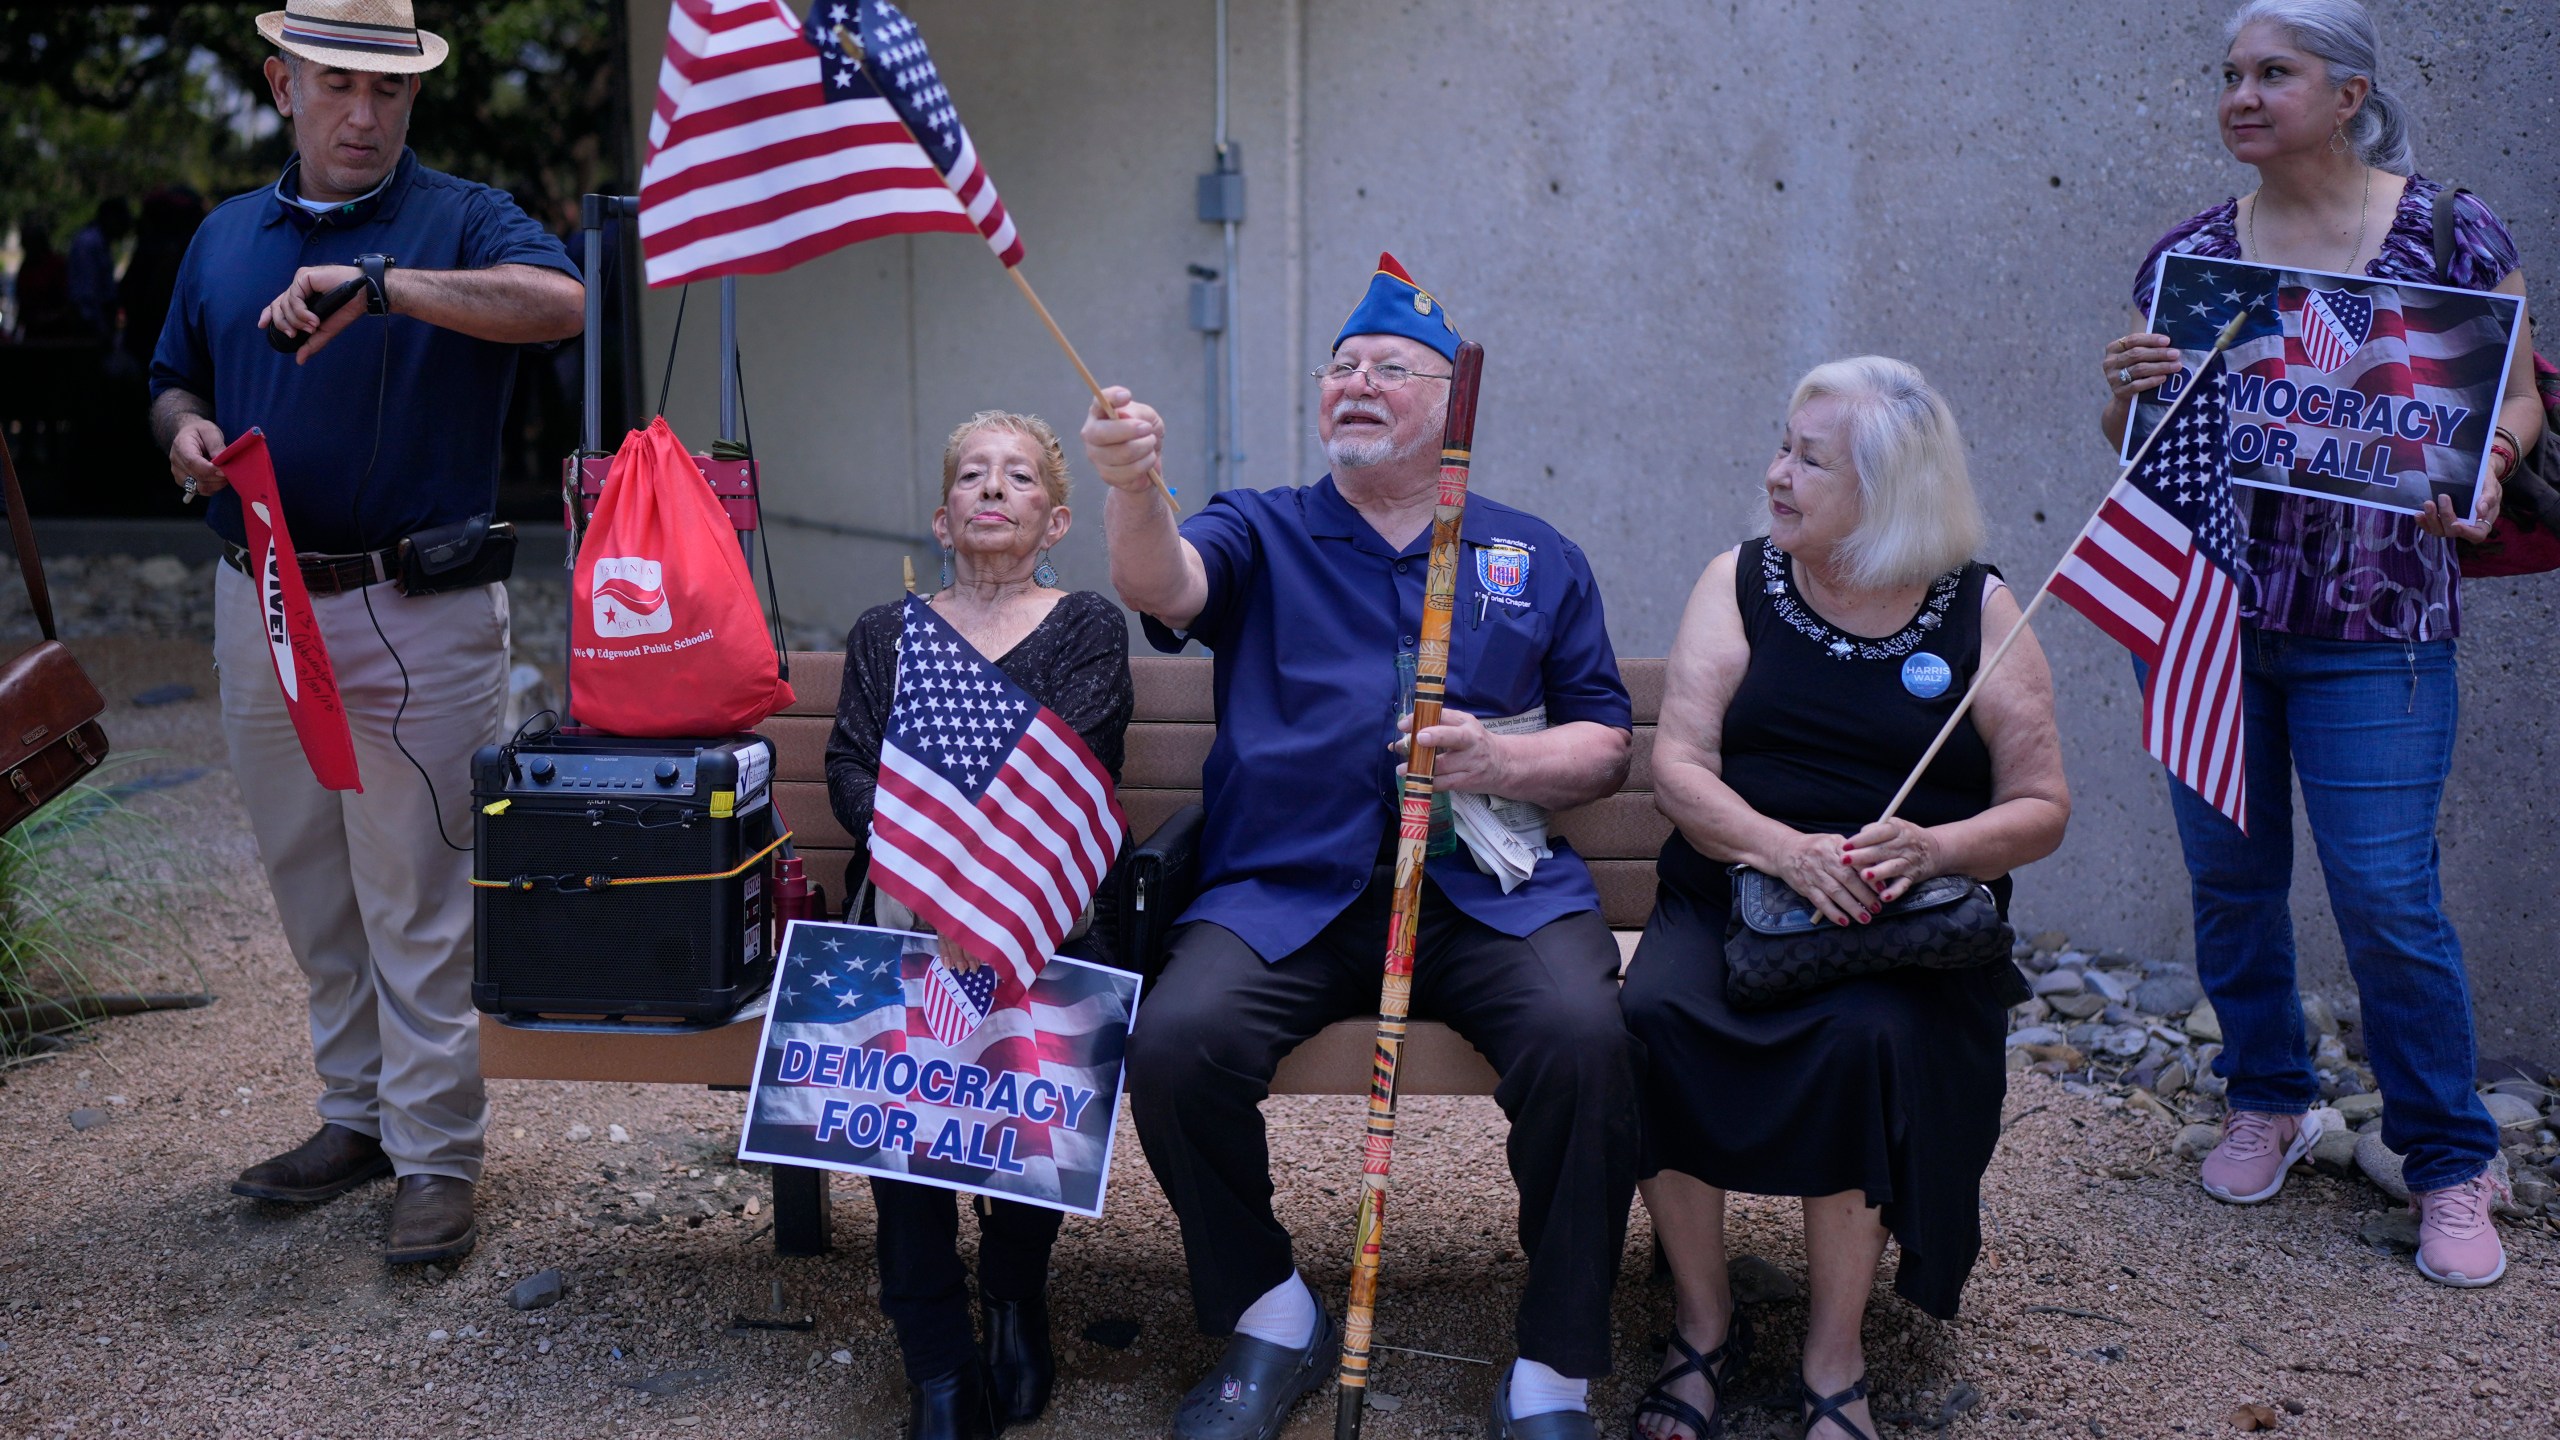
[833,23,1177,514]
[1873,303,2259,826]
[1336,338,1485,1440]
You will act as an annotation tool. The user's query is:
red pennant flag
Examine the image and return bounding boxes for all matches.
[215,430,362,792]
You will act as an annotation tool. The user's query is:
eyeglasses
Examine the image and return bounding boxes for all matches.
[1309,360,1454,391]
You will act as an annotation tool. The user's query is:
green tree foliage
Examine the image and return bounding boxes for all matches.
[0,2,625,233]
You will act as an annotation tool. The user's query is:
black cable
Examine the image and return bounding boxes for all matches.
[731,343,791,675]
[344,304,470,853]
[655,282,691,418]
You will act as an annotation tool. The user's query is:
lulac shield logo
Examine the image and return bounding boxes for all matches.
[2295,286,2374,374]
[1475,545,1530,599]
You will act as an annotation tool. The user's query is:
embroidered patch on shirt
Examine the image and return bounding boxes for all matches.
[1475,545,1532,600]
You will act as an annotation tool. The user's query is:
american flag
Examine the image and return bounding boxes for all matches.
[638,0,1021,288]
[2051,350,2251,829]
[921,956,998,1047]
[2298,287,2373,374]
[868,595,1124,992]
[741,923,1141,1215]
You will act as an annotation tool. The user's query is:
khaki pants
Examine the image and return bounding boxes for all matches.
[213,562,507,1181]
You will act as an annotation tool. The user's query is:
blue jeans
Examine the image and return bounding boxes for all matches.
[2155,629,2499,1193]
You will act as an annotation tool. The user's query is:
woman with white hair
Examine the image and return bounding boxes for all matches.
[2100,0,2540,1289]
[1620,358,2069,1440]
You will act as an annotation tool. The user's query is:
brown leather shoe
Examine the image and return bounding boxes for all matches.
[385,1175,478,1266]
[232,1123,392,1203]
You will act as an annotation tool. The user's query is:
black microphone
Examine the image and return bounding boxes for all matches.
[264,275,370,353]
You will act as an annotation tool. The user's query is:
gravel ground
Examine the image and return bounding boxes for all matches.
[2,638,2557,1439]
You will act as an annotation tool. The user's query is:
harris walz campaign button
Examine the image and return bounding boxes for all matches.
[1900,651,1952,699]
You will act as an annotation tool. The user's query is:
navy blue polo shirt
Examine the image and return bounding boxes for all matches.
[1142,475,1632,961]
[150,151,578,554]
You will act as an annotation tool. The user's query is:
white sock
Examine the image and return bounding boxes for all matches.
[1507,1358,1589,1417]
[1233,1270,1318,1350]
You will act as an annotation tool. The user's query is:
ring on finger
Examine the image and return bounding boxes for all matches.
[2118,367,2133,385]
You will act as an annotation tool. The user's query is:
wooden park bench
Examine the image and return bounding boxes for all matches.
[479,651,1669,1252]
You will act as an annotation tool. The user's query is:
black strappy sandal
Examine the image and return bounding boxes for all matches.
[1627,1307,1752,1440]
[1797,1374,1876,1440]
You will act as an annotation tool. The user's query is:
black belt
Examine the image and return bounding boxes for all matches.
[221,540,400,596]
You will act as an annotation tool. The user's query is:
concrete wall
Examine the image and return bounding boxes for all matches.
[626,1,2560,1058]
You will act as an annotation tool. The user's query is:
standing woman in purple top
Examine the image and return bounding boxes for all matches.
[2099,0,2541,1288]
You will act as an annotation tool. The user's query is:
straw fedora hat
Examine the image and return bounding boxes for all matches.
[256,1,449,74]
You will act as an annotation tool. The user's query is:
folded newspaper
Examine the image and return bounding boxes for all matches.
[1450,706,1553,893]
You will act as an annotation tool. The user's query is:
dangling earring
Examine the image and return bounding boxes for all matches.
[938,547,954,589]
[1033,548,1059,588]
[2330,121,2349,155]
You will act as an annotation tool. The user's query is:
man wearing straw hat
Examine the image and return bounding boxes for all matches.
[148,0,582,1265]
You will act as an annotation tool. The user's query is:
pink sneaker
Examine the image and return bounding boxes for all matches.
[2198,1109,2328,1204]
[2414,1172,2509,1288]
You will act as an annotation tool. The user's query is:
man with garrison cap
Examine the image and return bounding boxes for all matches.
[150,0,582,1265]
[1082,255,1638,1440]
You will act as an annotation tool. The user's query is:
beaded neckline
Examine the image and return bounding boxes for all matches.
[1758,538,1960,662]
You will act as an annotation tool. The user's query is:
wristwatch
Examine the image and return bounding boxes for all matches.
[355,253,396,316]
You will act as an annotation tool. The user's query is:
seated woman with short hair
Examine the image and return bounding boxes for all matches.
[1622,358,2069,1440]
[825,410,1133,1440]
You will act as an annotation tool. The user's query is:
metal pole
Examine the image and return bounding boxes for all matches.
[1203,328,1221,494]
[580,200,604,457]
[719,274,740,443]
[1215,0,1241,491]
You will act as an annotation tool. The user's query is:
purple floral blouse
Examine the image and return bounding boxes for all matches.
[2133,175,2523,642]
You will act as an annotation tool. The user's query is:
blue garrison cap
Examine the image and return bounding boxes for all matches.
[1332,251,1461,361]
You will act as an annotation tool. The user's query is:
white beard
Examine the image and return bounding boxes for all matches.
[1323,399,1440,472]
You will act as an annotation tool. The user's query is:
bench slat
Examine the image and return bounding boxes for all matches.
[1123,723,1217,790]
[1131,655,1216,722]
[762,712,833,785]
[780,652,844,715]
[782,653,1661,724]
[1552,791,1671,859]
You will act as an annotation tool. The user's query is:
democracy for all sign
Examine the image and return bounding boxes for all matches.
[2128,253,2524,521]
[738,921,1140,1217]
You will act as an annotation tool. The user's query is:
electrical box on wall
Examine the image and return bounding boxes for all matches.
[1196,143,1245,224]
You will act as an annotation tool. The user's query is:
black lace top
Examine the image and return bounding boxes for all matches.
[1725,538,1995,835]
[824,590,1134,840]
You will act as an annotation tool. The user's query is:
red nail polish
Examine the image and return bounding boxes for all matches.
[1859,910,1872,923]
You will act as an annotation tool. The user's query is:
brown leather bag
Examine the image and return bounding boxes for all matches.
[0,437,109,835]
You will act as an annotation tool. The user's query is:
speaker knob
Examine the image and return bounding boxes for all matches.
[653,760,680,786]
[529,756,555,783]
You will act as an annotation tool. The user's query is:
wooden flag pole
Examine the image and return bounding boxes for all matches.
[832,23,1177,514]
[1873,304,2258,827]
[903,555,917,594]
[1004,268,1181,513]
[1335,340,1485,1440]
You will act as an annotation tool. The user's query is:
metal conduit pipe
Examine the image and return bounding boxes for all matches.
[1217,0,1241,491]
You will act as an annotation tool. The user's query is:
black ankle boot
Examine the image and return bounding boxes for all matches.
[980,1294,1053,1425]
[906,1357,1002,1440]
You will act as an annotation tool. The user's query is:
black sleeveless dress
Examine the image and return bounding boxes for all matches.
[1620,538,2029,1319]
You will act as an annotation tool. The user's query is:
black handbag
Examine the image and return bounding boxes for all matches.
[1118,803,1205,987]
[1721,864,2013,1011]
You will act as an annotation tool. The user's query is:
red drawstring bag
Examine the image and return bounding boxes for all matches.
[571,417,794,735]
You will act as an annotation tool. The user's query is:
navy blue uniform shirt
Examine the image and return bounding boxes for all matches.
[150,151,579,554]
[1142,475,1632,961]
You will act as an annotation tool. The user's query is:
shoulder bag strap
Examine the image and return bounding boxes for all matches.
[2430,183,2468,287]
[0,434,59,644]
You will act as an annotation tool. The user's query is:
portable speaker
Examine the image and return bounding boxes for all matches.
[472,732,778,1022]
